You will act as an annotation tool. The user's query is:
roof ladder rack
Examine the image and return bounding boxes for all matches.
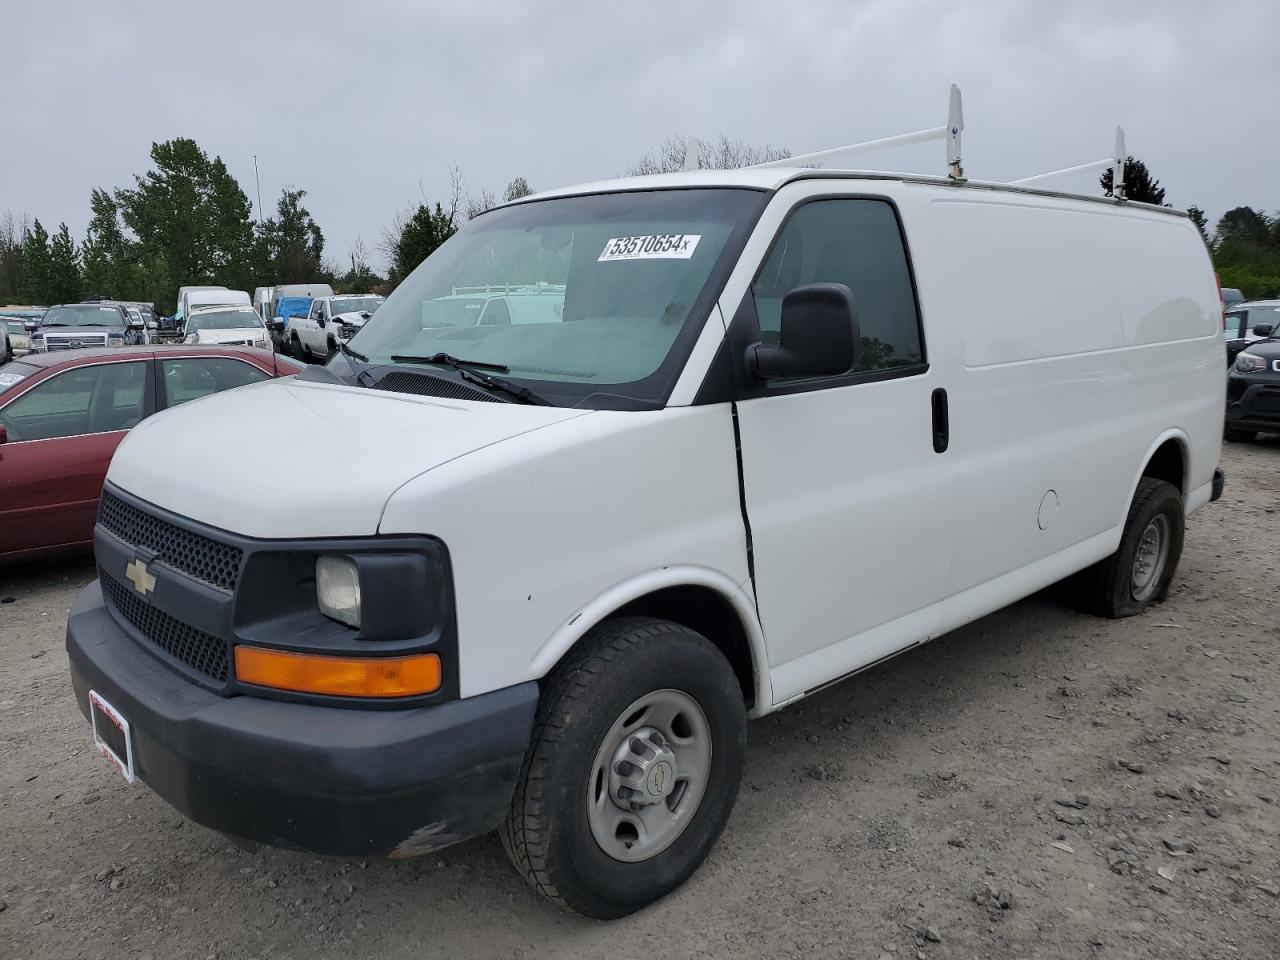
[1010,126,1127,199]
[751,84,966,181]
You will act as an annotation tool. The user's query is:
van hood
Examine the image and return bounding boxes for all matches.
[106,377,589,538]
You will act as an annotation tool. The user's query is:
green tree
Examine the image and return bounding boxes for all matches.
[384,201,458,287]
[336,237,382,292]
[46,223,84,303]
[504,177,533,202]
[81,188,138,298]
[21,219,52,303]
[1186,206,1210,245]
[262,187,326,282]
[1100,157,1167,205]
[116,138,259,309]
[1211,206,1280,298]
[0,211,31,302]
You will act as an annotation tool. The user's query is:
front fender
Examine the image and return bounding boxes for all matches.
[527,565,773,716]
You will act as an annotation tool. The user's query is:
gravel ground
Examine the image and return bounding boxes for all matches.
[2,441,1277,960]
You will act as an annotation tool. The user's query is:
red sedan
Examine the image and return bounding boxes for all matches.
[0,345,303,562]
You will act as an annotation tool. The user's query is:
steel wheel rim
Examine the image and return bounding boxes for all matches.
[586,689,712,863]
[1131,514,1170,601]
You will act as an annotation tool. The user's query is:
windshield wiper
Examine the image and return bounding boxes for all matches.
[389,352,551,406]
[337,340,375,387]
[391,352,509,372]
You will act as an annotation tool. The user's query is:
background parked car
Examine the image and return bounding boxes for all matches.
[1221,287,1246,311]
[27,302,146,352]
[1224,300,1280,366]
[290,293,384,359]
[270,296,314,353]
[183,304,271,347]
[2,319,33,355]
[1225,318,1280,442]
[0,345,304,562]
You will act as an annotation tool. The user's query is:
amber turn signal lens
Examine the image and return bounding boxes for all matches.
[234,647,441,698]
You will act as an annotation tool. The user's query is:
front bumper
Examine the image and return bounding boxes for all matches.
[1225,376,1280,433]
[67,582,538,857]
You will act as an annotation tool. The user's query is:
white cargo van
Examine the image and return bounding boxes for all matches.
[68,163,1224,919]
[179,289,251,336]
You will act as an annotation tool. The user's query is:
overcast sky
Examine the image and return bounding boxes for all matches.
[4,0,1277,274]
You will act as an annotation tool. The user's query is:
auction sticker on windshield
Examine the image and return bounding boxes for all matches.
[598,234,701,261]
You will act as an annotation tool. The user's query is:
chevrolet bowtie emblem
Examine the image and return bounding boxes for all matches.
[124,558,157,597]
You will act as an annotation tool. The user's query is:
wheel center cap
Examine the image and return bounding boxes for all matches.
[608,726,678,810]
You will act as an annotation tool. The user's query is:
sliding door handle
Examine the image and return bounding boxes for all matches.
[931,388,949,454]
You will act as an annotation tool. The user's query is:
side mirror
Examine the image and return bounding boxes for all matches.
[271,319,285,333]
[127,320,144,331]
[317,316,326,327]
[747,283,859,380]
[24,321,38,333]
[1253,323,1275,338]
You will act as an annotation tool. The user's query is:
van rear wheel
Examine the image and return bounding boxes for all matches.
[501,617,746,918]
[1077,477,1184,618]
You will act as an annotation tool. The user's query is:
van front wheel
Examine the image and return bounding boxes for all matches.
[501,617,746,918]
[1077,477,1184,618]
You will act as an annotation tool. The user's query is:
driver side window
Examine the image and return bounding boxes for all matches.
[752,198,924,376]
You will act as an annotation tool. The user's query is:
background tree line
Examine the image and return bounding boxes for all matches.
[3,140,1277,313]
[0,138,535,313]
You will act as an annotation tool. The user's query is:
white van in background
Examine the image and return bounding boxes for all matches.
[179,289,251,336]
[173,285,228,329]
[68,164,1224,920]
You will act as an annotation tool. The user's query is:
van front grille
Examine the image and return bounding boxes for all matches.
[98,491,243,592]
[101,571,230,684]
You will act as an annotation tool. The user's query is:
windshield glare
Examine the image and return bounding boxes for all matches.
[190,310,264,331]
[331,297,381,315]
[348,189,766,407]
[40,305,124,327]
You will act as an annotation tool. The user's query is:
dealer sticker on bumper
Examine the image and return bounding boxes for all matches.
[88,690,135,784]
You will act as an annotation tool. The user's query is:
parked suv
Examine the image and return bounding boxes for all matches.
[1223,300,1280,367]
[28,302,146,353]
[66,166,1224,919]
[1225,311,1280,441]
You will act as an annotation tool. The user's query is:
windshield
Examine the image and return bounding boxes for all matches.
[40,304,124,328]
[330,297,382,315]
[349,189,766,407]
[189,309,265,331]
[0,362,39,392]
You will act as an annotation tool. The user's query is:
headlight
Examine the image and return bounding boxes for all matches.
[317,555,361,628]
[108,334,125,345]
[1235,351,1268,373]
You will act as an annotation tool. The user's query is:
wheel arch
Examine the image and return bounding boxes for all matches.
[528,567,772,715]
[1131,430,1190,502]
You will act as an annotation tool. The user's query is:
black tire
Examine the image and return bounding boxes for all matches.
[1077,477,1184,619]
[501,617,747,919]
[326,337,338,358]
[1224,425,1256,443]
[292,334,308,360]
